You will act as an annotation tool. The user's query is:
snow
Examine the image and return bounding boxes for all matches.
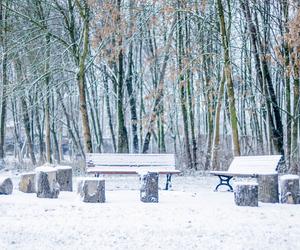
[280,174,300,180]
[19,172,35,176]
[233,181,258,186]
[55,165,72,170]
[1,173,300,250]
[34,166,57,173]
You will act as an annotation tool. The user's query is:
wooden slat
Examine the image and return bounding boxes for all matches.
[86,153,175,166]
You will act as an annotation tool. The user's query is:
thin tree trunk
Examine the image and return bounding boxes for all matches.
[211,70,225,170]
[218,0,241,156]
[21,97,36,166]
[103,68,117,152]
[177,6,192,169]
[11,100,22,163]
[185,14,197,169]
[76,0,93,154]
[126,0,139,153]
[86,84,102,153]
[116,0,129,153]
[35,93,45,163]
[282,1,291,169]
[45,34,52,163]
[291,60,299,173]
[204,56,214,169]
[56,89,85,158]
[0,1,8,163]
[51,94,60,163]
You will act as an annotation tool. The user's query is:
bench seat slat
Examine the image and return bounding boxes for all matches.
[231,155,282,160]
[210,171,275,177]
[87,166,180,174]
[86,153,175,166]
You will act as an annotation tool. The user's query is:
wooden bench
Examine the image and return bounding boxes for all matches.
[85,153,180,190]
[210,155,282,191]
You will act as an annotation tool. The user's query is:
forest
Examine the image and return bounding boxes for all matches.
[0,0,299,174]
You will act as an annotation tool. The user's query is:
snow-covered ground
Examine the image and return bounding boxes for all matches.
[0,172,300,250]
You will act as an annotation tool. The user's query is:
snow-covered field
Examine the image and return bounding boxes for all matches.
[0,172,300,250]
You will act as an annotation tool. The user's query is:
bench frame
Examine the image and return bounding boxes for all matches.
[85,153,180,190]
[210,155,282,191]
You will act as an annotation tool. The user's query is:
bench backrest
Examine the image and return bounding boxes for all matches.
[227,155,282,174]
[86,153,175,167]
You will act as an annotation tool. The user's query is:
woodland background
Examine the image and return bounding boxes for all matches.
[0,0,299,173]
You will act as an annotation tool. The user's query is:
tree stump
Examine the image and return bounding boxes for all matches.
[19,172,36,193]
[258,173,279,203]
[279,175,300,204]
[0,177,13,195]
[140,172,159,203]
[35,166,60,199]
[234,181,258,207]
[78,178,105,203]
[56,166,73,191]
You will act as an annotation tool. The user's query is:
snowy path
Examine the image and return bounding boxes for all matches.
[0,175,300,250]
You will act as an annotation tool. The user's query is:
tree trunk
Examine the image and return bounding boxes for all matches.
[217,0,240,156]
[35,93,45,163]
[21,96,37,166]
[86,82,102,153]
[291,62,299,173]
[126,0,139,153]
[282,1,291,170]
[77,2,93,154]
[211,71,225,170]
[116,0,129,153]
[103,68,117,152]
[204,55,214,169]
[57,89,85,158]
[0,1,8,163]
[185,15,197,169]
[177,7,192,168]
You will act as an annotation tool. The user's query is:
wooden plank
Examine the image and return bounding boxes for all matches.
[86,153,175,166]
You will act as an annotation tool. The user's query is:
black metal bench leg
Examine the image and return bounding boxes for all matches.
[165,174,172,190]
[214,175,233,192]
